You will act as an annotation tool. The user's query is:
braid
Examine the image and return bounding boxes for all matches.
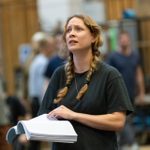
[53,86,69,104]
[54,54,74,104]
[76,49,101,100]
[65,55,74,86]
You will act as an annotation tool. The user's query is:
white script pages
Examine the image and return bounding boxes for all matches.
[6,114,77,144]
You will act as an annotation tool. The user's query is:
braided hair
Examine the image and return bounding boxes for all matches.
[54,14,103,104]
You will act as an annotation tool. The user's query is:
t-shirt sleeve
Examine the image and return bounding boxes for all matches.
[106,68,134,115]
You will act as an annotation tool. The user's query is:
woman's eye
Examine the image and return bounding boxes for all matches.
[76,27,82,31]
[66,28,71,33]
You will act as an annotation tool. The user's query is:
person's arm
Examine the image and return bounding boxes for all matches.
[48,105,126,132]
[135,66,145,104]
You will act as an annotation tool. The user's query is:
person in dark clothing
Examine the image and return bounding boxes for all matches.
[6,96,26,125]
[6,96,27,150]
[107,31,145,150]
[106,31,145,104]
[38,14,134,150]
[44,55,66,79]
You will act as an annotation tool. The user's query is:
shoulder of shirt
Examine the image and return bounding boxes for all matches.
[53,64,65,74]
[110,51,119,56]
[98,61,122,77]
[107,51,119,59]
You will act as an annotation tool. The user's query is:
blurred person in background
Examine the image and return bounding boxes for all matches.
[0,62,12,150]
[44,31,68,89]
[24,32,52,96]
[28,32,55,150]
[24,32,43,74]
[28,32,55,118]
[107,30,145,150]
[38,14,134,150]
[23,32,43,99]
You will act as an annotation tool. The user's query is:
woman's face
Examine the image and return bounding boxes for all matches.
[65,17,95,53]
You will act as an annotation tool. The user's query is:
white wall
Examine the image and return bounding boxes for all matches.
[37,0,106,32]
[37,0,70,32]
[81,1,106,24]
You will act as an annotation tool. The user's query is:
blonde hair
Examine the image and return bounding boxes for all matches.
[54,14,103,104]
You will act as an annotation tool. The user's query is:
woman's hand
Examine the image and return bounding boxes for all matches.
[48,105,76,120]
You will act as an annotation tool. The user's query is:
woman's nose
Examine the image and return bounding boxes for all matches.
[69,30,75,37]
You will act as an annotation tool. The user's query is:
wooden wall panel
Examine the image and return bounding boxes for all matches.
[0,0,39,95]
[105,0,136,20]
[135,0,150,17]
[24,1,40,40]
[138,18,150,77]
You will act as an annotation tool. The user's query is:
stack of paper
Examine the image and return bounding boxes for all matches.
[6,114,77,144]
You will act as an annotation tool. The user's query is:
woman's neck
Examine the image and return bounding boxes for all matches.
[73,50,93,73]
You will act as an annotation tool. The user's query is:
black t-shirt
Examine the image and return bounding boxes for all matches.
[38,61,134,150]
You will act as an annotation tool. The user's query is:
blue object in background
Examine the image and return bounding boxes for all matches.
[123,9,136,19]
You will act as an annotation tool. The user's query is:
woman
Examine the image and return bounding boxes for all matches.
[38,14,134,150]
